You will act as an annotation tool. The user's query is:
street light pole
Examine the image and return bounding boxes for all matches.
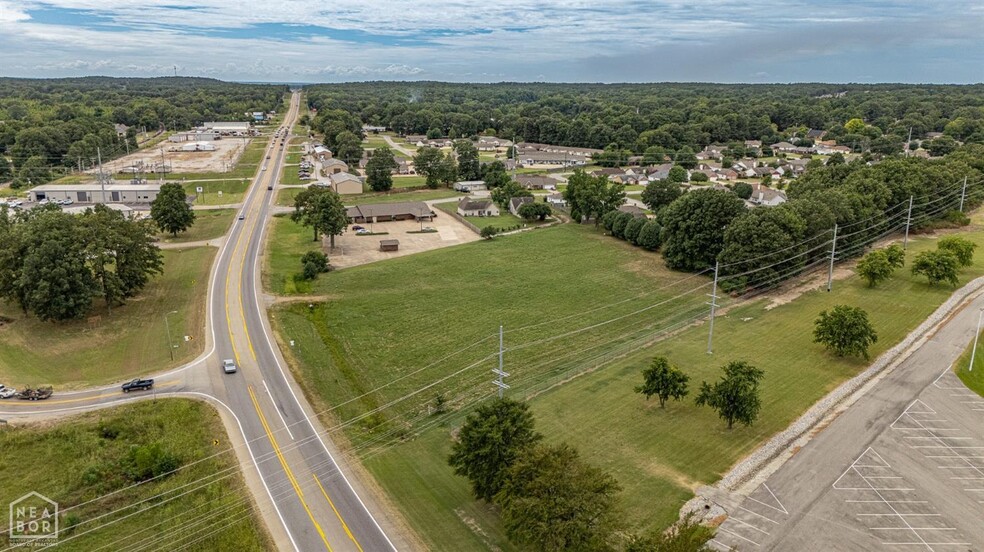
[164,310,178,361]
[969,307,984,372]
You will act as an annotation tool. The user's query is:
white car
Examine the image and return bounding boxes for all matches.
[0,388,18,399]
[222,359,237,374]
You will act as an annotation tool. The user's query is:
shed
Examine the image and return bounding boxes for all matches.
[379,239,400,252]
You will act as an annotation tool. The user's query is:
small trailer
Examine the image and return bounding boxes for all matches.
[18,386,53,401]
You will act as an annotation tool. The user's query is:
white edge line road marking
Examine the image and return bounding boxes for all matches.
[251,106,400,552]
[263,380,295,441]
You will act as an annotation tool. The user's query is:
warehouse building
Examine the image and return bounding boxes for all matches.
[28,182,162,204]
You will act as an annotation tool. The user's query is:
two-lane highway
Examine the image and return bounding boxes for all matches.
[209,91,399,552]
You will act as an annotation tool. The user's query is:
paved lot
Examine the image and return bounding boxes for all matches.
[327,215,479,269]
[709,294,984,552]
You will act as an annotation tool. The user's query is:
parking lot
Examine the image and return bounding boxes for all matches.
[710,365,984,551]
[327,214,479,269]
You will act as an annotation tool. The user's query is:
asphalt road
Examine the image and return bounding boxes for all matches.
[0,92,403,552]
[710,291,984,552]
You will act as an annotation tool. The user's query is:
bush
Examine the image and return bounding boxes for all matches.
[300,250,329,280]
[636,220,662,251]
[624,217,646,244]
[689,171,710,183]
[480,226,500,239]
[912,250,960,286]
[943,210,971,227]
[937,236,976,267]
[601,210,620,231]
[611,211,633,239]
[126,442,181,482]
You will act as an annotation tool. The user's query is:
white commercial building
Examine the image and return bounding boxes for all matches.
[28,182,162,204]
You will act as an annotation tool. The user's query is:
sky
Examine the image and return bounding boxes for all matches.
[0,1,982,83]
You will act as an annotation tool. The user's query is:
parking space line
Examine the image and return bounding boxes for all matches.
[717,527,760,547]
[728,516,770,535]
[738,506,780,525]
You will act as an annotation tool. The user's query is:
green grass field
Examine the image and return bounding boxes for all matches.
[264,211,984,549]
[280,164,306,186]
[276,187,462,207]
[391,176,426,189]
[182,179,250,205]
[158,209,234,244]
[434,200,527,230]
[0,246,215,388]
[0,399,271,551]
[264,215,321,295]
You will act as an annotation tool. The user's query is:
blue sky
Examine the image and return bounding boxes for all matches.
[0,1,982,83]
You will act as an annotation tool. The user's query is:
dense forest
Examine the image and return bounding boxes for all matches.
[0,77,287,188]
[305,82,984,155]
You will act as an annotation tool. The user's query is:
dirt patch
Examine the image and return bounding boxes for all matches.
[454,509,503,552]
[765,266,854,310]
[96,137,251,174]
[268,294,338,305]
[327,217,479,269]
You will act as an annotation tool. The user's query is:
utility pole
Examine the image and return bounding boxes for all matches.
[903,195,914,250]
[905,126,913,157]
[160,147,166,183]
[164,310,178,361]
[827,224,838,292]
[959,176,969,213]
[706,261,720,354]
[492,325,509,397]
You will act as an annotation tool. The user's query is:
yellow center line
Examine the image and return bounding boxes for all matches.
[248,385,333,552]
[313,474,365,552]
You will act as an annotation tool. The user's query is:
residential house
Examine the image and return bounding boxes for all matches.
[770,141,798,153]
[457,197,499,217]
[697,145,727,161]
[744,140,762,151]
[477,136,513,151]
[114,124,129,137]
[362,125,387,133]
[717,168,739,181]
[546,193,567,208]
[311,145,333,161]
[806,129,827,141]
[517,151,585,167]
[396,158,415,175]
[516,175,560,190]
[647,163,674,181]
[405,134,427,144]
[509,196,534,216]
[747,183,787,206]
[617,204,648,218]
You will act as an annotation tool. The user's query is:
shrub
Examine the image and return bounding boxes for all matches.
[624,217,646,244]
[937,236,976,267]
[636,220,662,251]
[912,250,960,286]
[601,210,620,231]
[611,211,633,239]
[480,226,499,239]
[300,250,329,280]
[126,443,180,482]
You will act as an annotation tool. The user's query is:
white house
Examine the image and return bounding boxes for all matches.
[457,197,499,217]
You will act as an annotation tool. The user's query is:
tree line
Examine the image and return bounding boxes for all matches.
[0,77,287,188]
[304,82,984,154]
[0,204,163,321]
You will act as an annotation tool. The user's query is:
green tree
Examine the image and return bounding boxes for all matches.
[16,155,52,188]
[563,169,625,224]
[640,180,682,214]
[694,360,764,429]
[0,156,12,182]
[926,135,958,157]
[718,204,807,292]
[668,165,689,183]
[601,210,620,232]
[813,305,878,359]
[624,216,646,244]
[150,182,195,237]
[81,204,163,309]
[733,182,753,199]
[674,146,698,169]
[911,250,960,287]
[635,356,689,408]
[660,188,746,271]
[291,186,349,248]
[690,171,709,183]
[454,140,481,181]
[884,243,906,269]
[448,398,541,502]
[497,443,621,552]
[517,202,551,221]
[365,146,397,192]
[300,250,329,280]
[438,151,459,188]
[844,118,866,134]
[333,130,363,165]
[626,513,714,551]
[481,160,511,189]
[413,147,445,189]
[611,211,633,239]
[856,250,894,287]
[937,236,976,267]
[480,226,499,240]
[636,220,662,251]
[491,180,532,210]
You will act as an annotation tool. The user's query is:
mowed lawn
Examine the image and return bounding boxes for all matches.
[276,187,462,207]
[0,246,215,388]
[266,222,714,549]
[0,399,271,551]
[157,208,234,244]
[956,325,984,396]
[183,179,251,206]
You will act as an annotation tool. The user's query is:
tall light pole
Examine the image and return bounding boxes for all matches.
[164,310,178,361]
[969,307,984,372]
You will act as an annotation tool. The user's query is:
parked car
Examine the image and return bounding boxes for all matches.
[122,378,154,393]
[238,213,245,220]
[0,388,17,399]
[222,359,237,374]
[352,225,365,231]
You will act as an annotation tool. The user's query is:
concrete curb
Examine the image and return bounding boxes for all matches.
[718,274,984,491]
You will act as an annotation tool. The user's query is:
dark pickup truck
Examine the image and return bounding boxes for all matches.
[121,378,154,393]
